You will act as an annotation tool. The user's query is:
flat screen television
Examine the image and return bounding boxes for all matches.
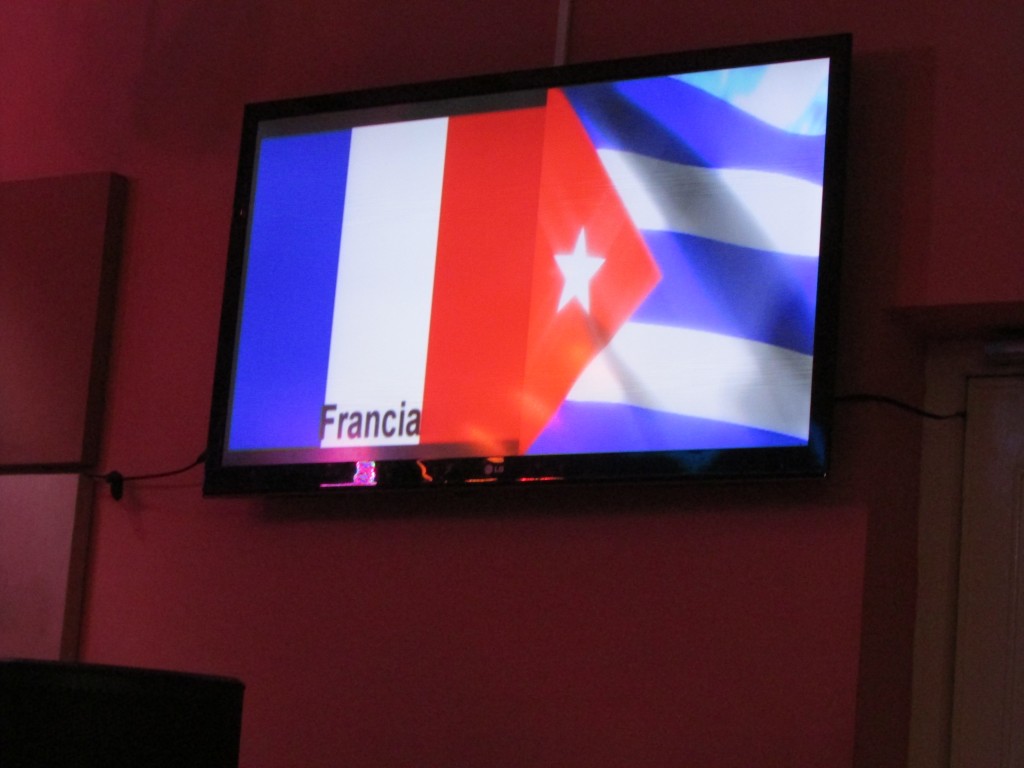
[204,33,851,494]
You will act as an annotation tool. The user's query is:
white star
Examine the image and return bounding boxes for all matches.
[555,229,604,313]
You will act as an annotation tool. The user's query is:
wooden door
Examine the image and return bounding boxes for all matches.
[952,375,1024,767]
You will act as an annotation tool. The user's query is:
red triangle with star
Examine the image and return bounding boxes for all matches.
[519,88,662,451]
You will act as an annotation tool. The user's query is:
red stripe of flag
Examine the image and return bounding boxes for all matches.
[419,107,548,455]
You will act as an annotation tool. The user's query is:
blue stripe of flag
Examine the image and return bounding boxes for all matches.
[528,401,807,455]
[229,130,351,451]
[630,231,818,355]
[562,77,826,184]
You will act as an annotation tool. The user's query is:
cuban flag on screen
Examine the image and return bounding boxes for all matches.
[227,58,830,458]
[531,59,831,454]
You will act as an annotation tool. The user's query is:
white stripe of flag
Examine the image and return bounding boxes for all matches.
[321,118,449,448]
[598,149,823,257]
[566,322,814,439]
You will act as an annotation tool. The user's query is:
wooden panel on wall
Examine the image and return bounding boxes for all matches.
[0,474,91,660]
[0,173,126,469]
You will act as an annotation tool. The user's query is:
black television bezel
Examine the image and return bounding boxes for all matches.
[204,33,851,496]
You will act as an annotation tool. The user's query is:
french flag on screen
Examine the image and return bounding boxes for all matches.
[228,59,830,456]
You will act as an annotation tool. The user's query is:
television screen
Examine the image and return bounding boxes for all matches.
[204,33,850,494]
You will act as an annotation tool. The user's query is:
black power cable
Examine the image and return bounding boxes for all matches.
[89,451,206,501]
[834,393,966,421]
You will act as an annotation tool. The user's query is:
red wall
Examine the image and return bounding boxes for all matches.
[2,1,1020,766]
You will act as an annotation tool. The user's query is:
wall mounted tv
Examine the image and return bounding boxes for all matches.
[204,33,851,495]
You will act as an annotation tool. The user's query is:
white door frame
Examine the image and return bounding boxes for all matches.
[909,339,1024,768]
